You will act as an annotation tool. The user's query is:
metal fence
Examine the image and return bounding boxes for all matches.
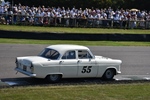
[0,14,150,29]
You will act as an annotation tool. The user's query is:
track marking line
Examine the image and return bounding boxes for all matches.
[144,77,150,80]
[4,81,30,86]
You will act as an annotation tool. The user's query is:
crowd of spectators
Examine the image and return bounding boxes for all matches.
[0,3,150,28]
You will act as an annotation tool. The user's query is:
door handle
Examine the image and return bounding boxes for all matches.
[78,60,82,63]
[60,61,64,64]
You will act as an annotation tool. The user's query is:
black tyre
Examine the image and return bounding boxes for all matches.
[102,69,115,80]
[46,74,62,83]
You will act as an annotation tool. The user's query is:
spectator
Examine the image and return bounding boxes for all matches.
[0,3,149,29]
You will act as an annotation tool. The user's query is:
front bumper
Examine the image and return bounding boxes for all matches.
[15,68,36,77]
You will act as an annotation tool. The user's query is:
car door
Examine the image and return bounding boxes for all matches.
[59,50,78,78]
[77,50,98,77]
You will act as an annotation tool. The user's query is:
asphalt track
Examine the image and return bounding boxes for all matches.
[0,44,150,86]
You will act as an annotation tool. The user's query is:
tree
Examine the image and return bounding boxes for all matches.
[5,0,150,10]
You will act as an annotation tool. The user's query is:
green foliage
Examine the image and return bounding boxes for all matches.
[5,0,150,10]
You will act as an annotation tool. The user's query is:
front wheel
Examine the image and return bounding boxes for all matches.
[46,74,62,83]
[102,69,115,80]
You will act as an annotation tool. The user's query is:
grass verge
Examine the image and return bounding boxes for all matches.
[0,83,150,100]
[0,38,150,46]
[0,24,150,34]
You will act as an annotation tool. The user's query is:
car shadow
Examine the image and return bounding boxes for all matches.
[0,77,117,87]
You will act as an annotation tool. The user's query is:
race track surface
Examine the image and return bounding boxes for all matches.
[0,44,150,86]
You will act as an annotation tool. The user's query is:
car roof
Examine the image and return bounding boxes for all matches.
[46,44,90,53]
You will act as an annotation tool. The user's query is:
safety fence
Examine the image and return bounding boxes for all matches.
[0,14,150,29]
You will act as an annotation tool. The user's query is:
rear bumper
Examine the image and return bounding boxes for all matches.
[15,68,36,77]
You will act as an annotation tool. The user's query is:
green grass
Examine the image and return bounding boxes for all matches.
[0,38,150,46]
[0,24,150,34]
[0,83,150,100]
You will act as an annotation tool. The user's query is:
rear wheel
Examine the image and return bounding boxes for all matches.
[46,74,62,83]
[102,69,115,80]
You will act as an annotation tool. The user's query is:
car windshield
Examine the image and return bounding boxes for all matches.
[38,48,60,60]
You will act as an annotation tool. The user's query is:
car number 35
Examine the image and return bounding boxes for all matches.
[81,66,92,73]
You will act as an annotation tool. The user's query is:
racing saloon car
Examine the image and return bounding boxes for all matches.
[15,44,122,82]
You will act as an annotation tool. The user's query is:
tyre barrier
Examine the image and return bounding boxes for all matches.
[0,30,150,41]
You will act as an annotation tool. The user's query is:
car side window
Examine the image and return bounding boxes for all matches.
[62,51,76,59]
[39,48,60,60]
[78,50,92,59]
[45,49,60,60]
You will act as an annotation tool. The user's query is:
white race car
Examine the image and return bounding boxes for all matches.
[15,44,122,82]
